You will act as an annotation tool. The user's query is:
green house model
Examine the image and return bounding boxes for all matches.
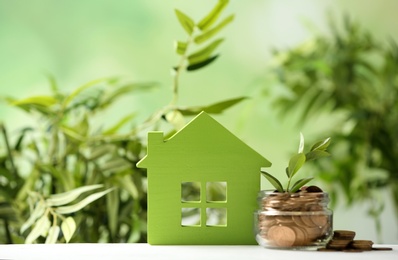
[136,111,271,245]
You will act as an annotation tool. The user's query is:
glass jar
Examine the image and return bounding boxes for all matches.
[254,190,333,249]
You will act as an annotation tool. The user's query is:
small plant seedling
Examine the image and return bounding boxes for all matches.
[261,133,331,193]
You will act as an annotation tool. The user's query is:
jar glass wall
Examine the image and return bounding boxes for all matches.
[254,190,333,249]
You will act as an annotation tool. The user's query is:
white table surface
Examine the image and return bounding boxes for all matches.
[0,243,397,260]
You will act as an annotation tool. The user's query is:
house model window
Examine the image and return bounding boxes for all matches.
[136,111,271,245]
[181,181,227,227]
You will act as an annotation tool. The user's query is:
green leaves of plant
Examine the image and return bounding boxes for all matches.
[194,14,234,44]
[290,177,314,193]
[175,9,195,35]
[46,184,104,207]
[25,215,50,244]
[55,188,113,214]
[287,153,306,178]
[61,217,76,243]
[178,96,247,115]
[45,226,60,244]
[188,38,224,65]
[187,55,219,71]
[260,169,284,192]
[174,0,233,72]
[261,134,331,193]
[197,0,229,31]
[22,185,112,243]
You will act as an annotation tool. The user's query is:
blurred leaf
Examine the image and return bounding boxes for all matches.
[287,153,306,178]
[46,184,103,207]
[106,188,119,237]
[290,177,314,193]
[260,170,283,192]
[61,217,76,243]
[103,113,136,135]
[305,150,330,162]
[101,158,131,172]
[45,226,60,244]
[174,9,195,35]
[198,0,229,31]
[44,73,60,97]
[187,55,219,71]
[194,14,234,44]
[55,188,113,214]
[25,214,49,244]
[175,41,188,55]
[20,201,45,234]
[188,38,224,65]
[178,96,247,115]
[165,110,186,130]
[86,145,116,160]
[118,175,139,200]
[59,125,85,142]
[298,132,304,153]
[62,77,117,109]
[11,96,57,108]
[99,82,157,110]
[0,202,16,221]
[310,137,331,151]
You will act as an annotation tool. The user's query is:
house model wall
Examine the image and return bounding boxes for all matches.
[136,111,271,245]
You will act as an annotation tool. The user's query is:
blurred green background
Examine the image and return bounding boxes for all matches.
[1,0,397,243]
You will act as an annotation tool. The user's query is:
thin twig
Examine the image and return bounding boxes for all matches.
[0,123,18,178]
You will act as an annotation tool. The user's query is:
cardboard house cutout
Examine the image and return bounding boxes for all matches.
[136,111,271,245]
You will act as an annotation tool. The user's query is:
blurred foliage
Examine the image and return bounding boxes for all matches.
[270,15,398,237]
[0,0,243,244]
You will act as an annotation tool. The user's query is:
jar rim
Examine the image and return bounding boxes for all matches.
[258,189,329,197]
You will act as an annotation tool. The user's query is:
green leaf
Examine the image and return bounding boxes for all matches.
[298,132,304,153]
[45,226,60,244]
[188,38,224,65]
[198,0,229,31]
[46,184,103,207]
[165,110,186,130]
[61,217,76,243]
[62,77,117,109]
[305,150,330,162]
[260,170,284,192]
[118,175,139,200]
[0,202,16,221]
[106,188,119,237]
[101,158,131,172]
[175,41,188,55]
[178,97,247,116]
[25,215,50,244]
[103,113,137,135]
[99,82,157,109]
[187,55,219,71]
[86,145,116,161]
[21,200,46,234]
[11,95,57,107]
[55,188,113,214]
[175,9,195,35]
[310,137,331,151]
[290,177,314,193]
[287,153,306,178]
[59,125,85,142]
[194,14,234,44]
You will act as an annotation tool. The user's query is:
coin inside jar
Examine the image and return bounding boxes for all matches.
[267,225,297,247]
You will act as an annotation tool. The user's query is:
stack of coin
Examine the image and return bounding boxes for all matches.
[256,190,333,248]
[318,230,393,252]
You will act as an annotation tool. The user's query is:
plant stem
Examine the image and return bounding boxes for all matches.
[171,35,194,106]
[4,219,13,244]
[0,123,17,178]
